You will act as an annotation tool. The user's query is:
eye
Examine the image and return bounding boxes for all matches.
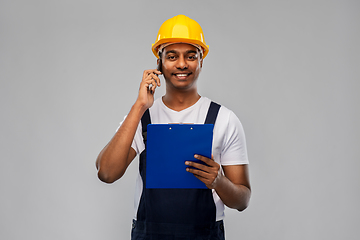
[166,55,177,60]
[187,54,198,60]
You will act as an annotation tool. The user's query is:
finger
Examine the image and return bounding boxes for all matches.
[186,167,211,179]
[143,78,156,88]
[147,73,161,86]
[150,69,162,75]
[147,69,162,75]
[144,80,157,94]
[143,70,152,79]
[154,69,162,75]
[194,154,217,166]
[155,75,161,86]
[185,161,210,173]
[141,81,155,95]
[193,173,207,181]
[187,169,213,188]
[143,69,162,79]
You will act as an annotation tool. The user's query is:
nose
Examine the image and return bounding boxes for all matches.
[176,55,188,70]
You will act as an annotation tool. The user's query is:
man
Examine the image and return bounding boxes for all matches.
[96,14,251,239]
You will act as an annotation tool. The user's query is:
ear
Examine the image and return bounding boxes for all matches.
[157,58,160,65]
[200,58,203,68]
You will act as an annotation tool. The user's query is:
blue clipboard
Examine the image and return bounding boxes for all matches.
[146,124,214,189]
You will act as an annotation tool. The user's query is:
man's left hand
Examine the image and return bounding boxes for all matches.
[185,155,222,189]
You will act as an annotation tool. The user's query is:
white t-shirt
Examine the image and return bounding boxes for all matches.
[119,96,249,221]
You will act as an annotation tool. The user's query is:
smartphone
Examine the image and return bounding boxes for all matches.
[157,59,162,73]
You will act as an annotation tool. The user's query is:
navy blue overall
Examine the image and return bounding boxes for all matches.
[131,102,225,240]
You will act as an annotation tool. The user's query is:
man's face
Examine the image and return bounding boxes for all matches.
[159,43,203,91]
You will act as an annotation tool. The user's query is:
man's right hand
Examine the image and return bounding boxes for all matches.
[136,69,162,111]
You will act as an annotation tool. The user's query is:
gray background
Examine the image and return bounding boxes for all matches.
[1,0,359,239]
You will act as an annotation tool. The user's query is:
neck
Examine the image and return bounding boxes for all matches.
[163,87,201,112]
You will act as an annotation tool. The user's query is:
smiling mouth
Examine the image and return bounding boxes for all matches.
[173,73,191,78]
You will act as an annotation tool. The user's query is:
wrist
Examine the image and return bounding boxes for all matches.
[132,101,148,115]
[212,172,226,190]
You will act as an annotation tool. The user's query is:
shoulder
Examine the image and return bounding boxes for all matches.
[212,101,245,138]
[204,98,241,126]
[219,105,240,124]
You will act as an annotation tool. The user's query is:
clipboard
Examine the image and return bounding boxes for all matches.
[146,124,214,189]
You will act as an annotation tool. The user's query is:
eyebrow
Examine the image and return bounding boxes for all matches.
[165,50,198,55]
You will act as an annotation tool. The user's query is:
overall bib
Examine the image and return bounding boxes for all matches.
[131,102,225,240]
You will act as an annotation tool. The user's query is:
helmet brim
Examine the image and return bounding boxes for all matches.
[152,38,209,59]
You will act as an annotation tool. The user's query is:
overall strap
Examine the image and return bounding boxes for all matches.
[204,101,221,125]
[141,109,151,143]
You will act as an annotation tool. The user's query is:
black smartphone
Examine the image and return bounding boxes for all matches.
[157,59,162,73]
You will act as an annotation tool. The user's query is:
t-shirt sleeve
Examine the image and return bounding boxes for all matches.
[220,110,249,165]
[116,115,145,156]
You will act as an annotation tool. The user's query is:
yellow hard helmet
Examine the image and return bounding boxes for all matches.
[152,15,209,59]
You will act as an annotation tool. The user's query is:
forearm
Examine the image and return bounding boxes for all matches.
[96,102,146,183]
[214,175,251,211]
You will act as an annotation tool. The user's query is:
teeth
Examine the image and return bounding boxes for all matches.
[176,74,188,77]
